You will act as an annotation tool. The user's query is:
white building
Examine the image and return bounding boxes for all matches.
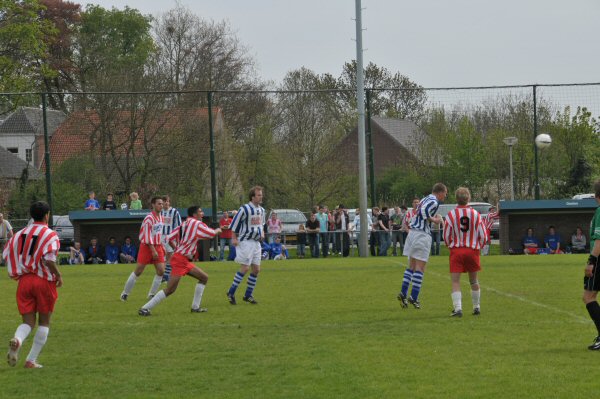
[0,107,66,169]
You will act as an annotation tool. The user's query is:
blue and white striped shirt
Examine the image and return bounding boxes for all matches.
[230,202,265,241]
[409,194,440,234]
[161,207,182,236]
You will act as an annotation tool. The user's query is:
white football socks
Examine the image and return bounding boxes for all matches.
[123,272,138,295]
[451,291,462,311]
[192,283,206,310]
[471,289,481,309]
[148,274,163,297]
[142,290,166,310]
[14,324,32,346]
[26,326,49,362]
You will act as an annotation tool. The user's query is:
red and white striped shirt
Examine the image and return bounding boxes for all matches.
[139,211,164,245]
[443,206,488,250]
[482,211,499,232]
[3,222,60,281]
[402,209,416,231]
[168,218,217,258]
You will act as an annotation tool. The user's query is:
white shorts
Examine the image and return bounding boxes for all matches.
[403,230,432,262]
[235,240,261,266]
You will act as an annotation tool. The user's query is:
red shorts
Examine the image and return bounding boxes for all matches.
[449,247,481,273]
[137,243,165,265]
[170,253,196,277]
[525,247,538,255]
[16,273,58,315]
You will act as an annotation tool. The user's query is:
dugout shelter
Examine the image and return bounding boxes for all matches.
[69,208,215,260]
[499,199,597,255]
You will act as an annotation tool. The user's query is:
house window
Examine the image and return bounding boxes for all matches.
[7,147,18,154]
[26,148,32,162]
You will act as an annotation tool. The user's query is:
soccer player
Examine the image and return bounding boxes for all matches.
[120,196,165,301]
[583,180,600,350]
[3,201,62,368]
[226,186,266,305]
[138,206,221,316]
[161,195,182,282]
[481,205,499,256]
[397,183,447,309]
[443,187,488,317]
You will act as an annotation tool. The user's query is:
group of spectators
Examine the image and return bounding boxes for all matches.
[521,225,588,255]
[67,236,138,265]
[293,204,424,259]
[84,191,143,211]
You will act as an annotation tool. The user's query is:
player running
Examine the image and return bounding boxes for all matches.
[397,183,447,309]
[161,195,182,283]
[3,201,61,368]
[120,196,165,301]
[443,187,488,317]
[226,186,266,305]
[138,206,221,316]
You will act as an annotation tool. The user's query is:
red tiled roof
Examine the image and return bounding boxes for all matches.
[43,107,221,170]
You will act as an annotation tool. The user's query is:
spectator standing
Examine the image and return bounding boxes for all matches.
[305,212,321,258]
[328,209,337,254]
[84,191,100,211]
[391,206,404,256]
[352,208,365,256]
[120,236,137,263]
[572,227,587,253]
[296,224,307,258]
[102,193,117,210]
[219,211,234,261]
[370,207,381,256]
[0,212,14,265]
[69,242,85,265]
[105,237,120,264]
[129,192,142,210]
[316,206,329,258]
[378,207,391,256]
[86,237,104,264]
[266,212,282,244]
[336,204,351,257]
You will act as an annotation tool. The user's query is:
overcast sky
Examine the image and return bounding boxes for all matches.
[82,0,599,88]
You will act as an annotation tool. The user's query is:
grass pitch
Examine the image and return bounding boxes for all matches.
[0,254,595,398]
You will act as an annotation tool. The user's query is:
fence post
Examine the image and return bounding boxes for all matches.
[207,91,218,225]
[533,85,540,200]
[365,89,376,206]
[41,93,54,222]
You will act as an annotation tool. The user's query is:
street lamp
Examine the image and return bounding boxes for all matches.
[503,137,518,201]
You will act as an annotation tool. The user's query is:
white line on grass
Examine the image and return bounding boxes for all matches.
[386,258,591,324]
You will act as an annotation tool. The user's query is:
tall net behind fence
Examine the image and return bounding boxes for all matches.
[1,83,599,220]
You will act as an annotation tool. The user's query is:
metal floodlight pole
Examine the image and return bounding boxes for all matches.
[355,0,369,257]
[207,91,218,225]
[533,85,540,200]
[503,137,518,201]
[41,93,54,222]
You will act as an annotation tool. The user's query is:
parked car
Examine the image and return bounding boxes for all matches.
[53,215,74,250]
[267,209,307,243]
